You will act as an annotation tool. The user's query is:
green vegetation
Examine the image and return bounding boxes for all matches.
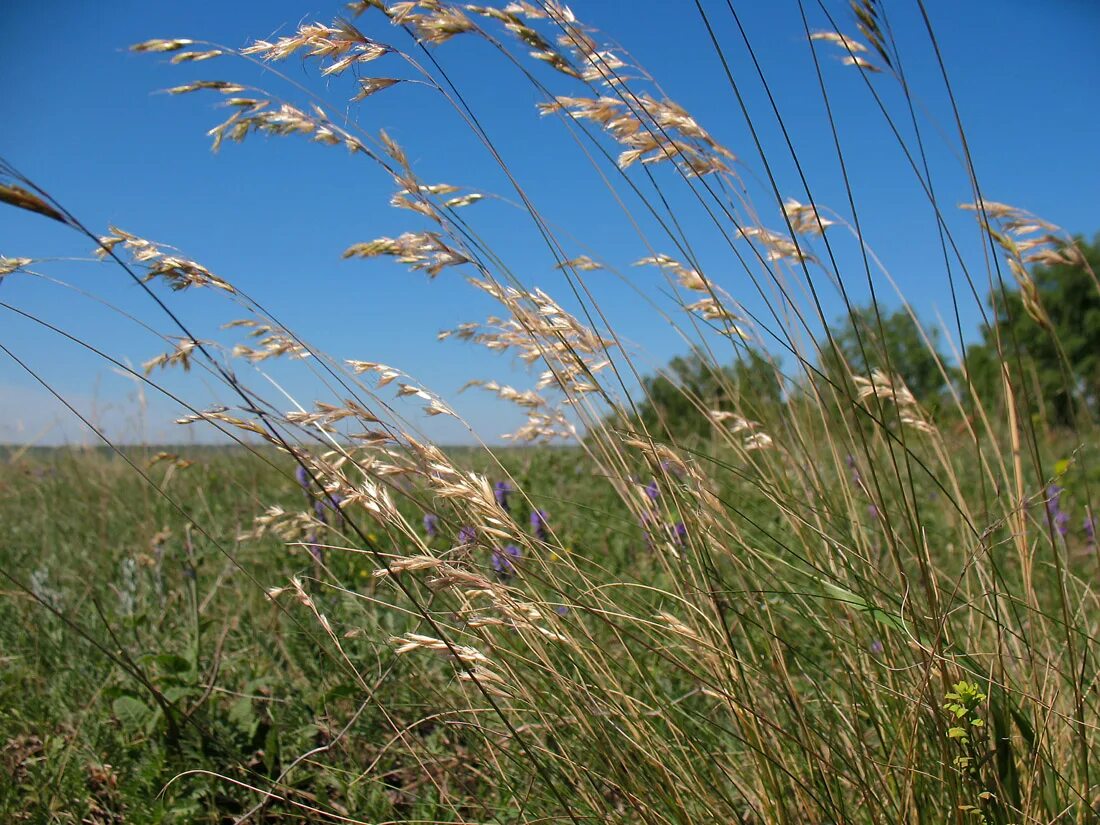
[966,234,1100,427]
[635,237,1100,441]
[3,419,1099,822]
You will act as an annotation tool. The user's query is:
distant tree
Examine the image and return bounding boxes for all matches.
[630,347,782,442]
[820,304,959,413]
[965,234,1100,427]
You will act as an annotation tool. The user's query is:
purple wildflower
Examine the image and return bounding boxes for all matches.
[307,495,334,564]
[1046,484,1064,517]
[845,454,862,486]
[328,493,345,529]
[294,464,314,508]
[644,480,659,501]
[1085,510,1096,546]
[492,544,521,581]
[674,521,687,546]
[555,605,569,616]
[531,509,549,542]
[313,493,345,528]
[423,513,439,539]
[659,459,685,479]
[869,639,884,655]
[867,503,879,520]
[494,480,513,513]
[305,529,324,565]
[458,525,477,546]
[1047,485,1069,537]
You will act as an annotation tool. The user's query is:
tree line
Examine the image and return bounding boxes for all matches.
[629,234,1100,439]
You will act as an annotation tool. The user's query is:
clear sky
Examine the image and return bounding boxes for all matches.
[1,0,1098,446]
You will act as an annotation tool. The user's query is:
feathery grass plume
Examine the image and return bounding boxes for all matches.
[960,199,1087,329]
[97,227,235,292]
[0,184,67,223]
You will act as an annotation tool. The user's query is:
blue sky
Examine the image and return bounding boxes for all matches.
[1,0,1098,445]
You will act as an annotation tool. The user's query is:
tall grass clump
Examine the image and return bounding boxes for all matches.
[2,1,1098,822]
